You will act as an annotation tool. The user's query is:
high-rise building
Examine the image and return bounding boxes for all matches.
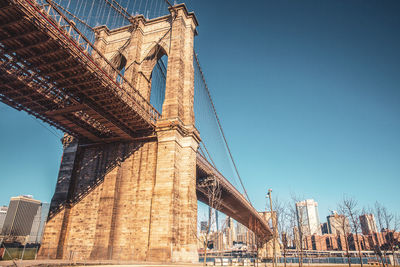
[295,199,322,235]
[360,214,378,235]
[225,217,236,248]
[236,222,247,244]
[327,211,351,235]
[1,195,41,237]
[0,206,7,232]
[236,221,247,235]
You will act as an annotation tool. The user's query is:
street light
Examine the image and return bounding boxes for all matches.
[267,189,277,267]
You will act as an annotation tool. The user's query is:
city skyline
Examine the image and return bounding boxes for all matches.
[1,0,400,221]
[0,191,394,238]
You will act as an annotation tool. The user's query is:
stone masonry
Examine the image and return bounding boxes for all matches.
[38,4,200,262]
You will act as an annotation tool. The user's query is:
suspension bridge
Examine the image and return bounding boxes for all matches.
[0,0,272,262]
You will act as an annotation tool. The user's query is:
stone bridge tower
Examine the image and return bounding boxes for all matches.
[39,4,200,262]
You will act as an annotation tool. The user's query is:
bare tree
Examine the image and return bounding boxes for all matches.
[281,231,289,267]
[272,197,292,267]
[390,215,400,267]
[374,202,389,267]
[374,202,399,267]
[362,206,383,267]
[341,196,364,267]
[335,203,352,267]
[372,203,386,267]
[386,214,400,267]
[194,176,222,266]
[290,195,306,267]
[255,235,268,267]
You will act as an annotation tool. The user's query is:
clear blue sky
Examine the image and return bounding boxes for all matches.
[1,0,399,223]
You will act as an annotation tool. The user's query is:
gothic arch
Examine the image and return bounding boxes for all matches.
[111,52,127,83]
[141,42,168,73]
[140,40,170,64]
[136,43,168,101]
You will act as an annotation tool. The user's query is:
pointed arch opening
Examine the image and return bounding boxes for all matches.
[111,53,127,84]
[148,47,168,113]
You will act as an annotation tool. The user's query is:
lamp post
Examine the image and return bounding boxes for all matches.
[267,189,277,267]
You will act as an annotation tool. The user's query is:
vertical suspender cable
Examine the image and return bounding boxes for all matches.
[194,52,252,205]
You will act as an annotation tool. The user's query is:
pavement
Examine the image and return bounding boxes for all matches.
[0,260,204,267]
[0,260,370,267]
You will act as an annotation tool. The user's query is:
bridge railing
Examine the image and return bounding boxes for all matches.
[27,0,161,124]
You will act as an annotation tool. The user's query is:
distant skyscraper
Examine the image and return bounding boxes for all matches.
[0,205,7,232]
[360,214,378,235]
[327,211,351,235]
[225,217,236,247]
[1,196,41,237]
[295,199,322,235]
[236,221,247,235]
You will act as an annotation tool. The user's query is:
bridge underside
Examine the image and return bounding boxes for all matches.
[0,0,158,143]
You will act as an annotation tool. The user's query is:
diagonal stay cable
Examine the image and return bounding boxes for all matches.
[200,141,217,169]
[163,0,173,8]
[194,52,252,205]
[108,0,172,20]
[103,0,131,21]
[107,0,132,19]
[48,0,94,31]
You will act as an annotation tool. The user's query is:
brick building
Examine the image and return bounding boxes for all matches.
[300,230,400,252]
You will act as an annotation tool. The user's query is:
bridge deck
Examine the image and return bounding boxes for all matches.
[196,154,273,240]
[0,0,159,142]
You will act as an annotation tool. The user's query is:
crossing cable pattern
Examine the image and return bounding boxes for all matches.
[43,0,176,46]
[194,53,252,205]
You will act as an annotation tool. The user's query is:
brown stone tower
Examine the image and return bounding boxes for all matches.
[39,4,200,262]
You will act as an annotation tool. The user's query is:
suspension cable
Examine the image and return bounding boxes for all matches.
[106,0,132,20]
[194,52,252,205]
[105,0,170,21]
[163,0,173,8]
[201,142,217,168]
[103,0,131,21]
[48,0,94,31]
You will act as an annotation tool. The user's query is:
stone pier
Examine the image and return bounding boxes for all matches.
[39,4,200,262]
